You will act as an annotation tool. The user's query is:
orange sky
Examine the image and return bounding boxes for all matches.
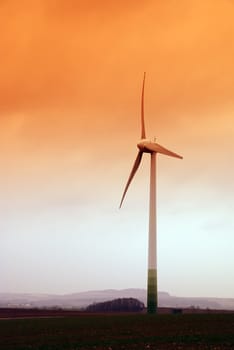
[1,1,234,111]
[1,0,234,296]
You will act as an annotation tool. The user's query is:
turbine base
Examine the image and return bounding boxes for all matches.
[147,268,157,314]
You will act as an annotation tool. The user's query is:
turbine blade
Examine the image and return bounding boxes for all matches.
[141,72,146,139]
[119,151,143,208]
[145,142,183,159]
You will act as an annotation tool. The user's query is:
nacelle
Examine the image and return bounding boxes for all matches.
[137,139,153,153]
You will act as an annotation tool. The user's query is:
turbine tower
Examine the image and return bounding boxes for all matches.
[120,73,183,314]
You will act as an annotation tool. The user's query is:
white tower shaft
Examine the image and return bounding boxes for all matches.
[147,152,157,313]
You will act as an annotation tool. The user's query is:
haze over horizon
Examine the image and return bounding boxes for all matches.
[1,0,234,299]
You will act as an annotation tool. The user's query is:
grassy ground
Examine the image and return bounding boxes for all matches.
[0,313,234,349]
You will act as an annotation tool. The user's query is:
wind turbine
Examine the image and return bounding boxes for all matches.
[119,73,183,314]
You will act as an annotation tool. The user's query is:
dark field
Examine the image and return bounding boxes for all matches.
[1,311,234,350]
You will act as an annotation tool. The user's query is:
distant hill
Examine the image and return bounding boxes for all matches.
[0,289,234,310]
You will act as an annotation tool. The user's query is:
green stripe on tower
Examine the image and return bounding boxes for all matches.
[147,268,157,313]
